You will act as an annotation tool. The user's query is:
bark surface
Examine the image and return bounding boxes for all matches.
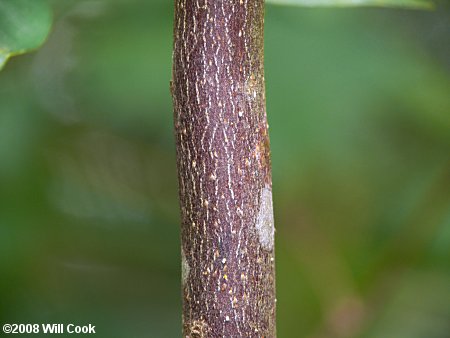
[172,0,276,336]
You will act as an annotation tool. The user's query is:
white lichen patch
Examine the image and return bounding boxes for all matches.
[255,185,275,251]
[181,250,190,286]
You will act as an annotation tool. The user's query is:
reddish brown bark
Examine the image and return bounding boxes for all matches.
[171,0,276,336]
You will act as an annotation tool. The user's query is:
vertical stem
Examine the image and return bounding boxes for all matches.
[172,0,276,336]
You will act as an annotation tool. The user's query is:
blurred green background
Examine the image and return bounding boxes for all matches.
[1,0,449,337]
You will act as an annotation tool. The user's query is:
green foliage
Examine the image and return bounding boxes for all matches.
[267,0,433,9]
[0,1,448,337]
[0,0,52,70]
[0,0,433,72]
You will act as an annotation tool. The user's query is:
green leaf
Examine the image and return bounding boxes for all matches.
[266,0,434,9]
[0,0,52,70]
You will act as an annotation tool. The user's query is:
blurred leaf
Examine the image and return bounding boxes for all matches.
[0,0,52,70]
[366,271,450,338]
[266,0,433,9]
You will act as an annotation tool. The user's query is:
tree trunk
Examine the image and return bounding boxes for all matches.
[171,0,276,336]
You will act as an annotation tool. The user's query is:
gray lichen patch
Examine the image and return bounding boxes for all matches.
[181,250,190,286]
[255,185,275,251]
